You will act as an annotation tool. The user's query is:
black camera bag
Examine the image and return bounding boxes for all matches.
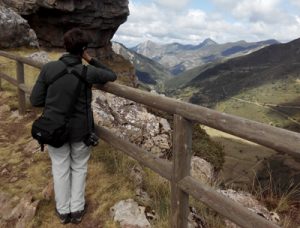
[31,61,87,151]
[31,116,69,150]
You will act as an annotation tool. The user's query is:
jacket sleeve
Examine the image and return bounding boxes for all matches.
[30,67,48,107]
[86,58,117,84]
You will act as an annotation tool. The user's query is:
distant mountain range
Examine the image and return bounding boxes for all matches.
[112,42,172,88]
[131,38,279,75]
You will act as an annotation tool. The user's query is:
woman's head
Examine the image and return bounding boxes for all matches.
[63,28,89,55]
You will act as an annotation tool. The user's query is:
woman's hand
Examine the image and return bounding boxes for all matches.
[82,50,92,63]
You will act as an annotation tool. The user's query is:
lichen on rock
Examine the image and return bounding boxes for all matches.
[92,90,172,158]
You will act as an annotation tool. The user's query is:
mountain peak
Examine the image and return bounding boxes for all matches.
[197,38,217,48]
[142,40,158,47]
[203,38,217,44]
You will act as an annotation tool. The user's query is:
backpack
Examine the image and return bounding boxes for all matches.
[31,61,87,151]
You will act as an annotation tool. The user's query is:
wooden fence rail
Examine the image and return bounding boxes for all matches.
[1,50,297,228]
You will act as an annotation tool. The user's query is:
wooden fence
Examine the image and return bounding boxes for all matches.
[1,50,300,228]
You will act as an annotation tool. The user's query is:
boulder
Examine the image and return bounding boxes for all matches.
[129,165,144,187]
[26,51,50,64]
[191,156,215,184]
[0,6,38,48]
[135,188,151,206]
[110,199,151,228]
[92,90,172,157]
[218,189,280,227]
[2,0,129,50]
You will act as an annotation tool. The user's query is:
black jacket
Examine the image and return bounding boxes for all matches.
[30,54,117,142]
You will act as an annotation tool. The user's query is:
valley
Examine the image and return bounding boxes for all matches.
[118,37,300,202]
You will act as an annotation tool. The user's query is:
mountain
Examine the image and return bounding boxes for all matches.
[112,42,172,89]
[166,38,300,132]
[132,39,279,75]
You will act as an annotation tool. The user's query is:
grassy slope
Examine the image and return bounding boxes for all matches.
[214,76,300,132]
[202,126,276,185]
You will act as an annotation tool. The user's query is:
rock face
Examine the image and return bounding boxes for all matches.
[92,90,172,158]
[218,189,280,227]
[2,0,129,49]
[0,6,38,48]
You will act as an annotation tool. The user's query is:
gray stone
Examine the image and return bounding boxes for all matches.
[110,199,151,228]
[129,165,144,187]
[191,157,215,184]
[92,90,172,158]
[0,192,39,228]
[10,194,39,228]
[135,188,151,206]
[0,6,38,48]
[218,189,280,227]
[26,51,50,64]
[159,118,171,133]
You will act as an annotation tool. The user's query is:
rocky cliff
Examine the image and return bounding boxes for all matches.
[1,0,129,51]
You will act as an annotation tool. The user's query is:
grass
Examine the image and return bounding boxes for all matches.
[250,169,300,228]
[4,48,63,79]
[214,76,300,131]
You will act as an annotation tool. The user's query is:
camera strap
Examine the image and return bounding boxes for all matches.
[83,68,95,133]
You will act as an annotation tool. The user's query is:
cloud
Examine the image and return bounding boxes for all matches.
[154,0,191,10]
[113,0,300,47]
[234,0,285,23]
[211,0,284,23]
[290,0,300,8]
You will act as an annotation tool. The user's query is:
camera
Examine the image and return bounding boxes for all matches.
[83,132,99,147]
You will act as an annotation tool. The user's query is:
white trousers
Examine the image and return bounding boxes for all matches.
[48,142,90,214]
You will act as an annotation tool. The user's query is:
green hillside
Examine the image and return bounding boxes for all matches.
[166,38,300,132]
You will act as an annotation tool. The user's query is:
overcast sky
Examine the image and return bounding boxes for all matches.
[112,0,300,47]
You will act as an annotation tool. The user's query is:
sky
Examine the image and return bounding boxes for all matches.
[112,0,300,47]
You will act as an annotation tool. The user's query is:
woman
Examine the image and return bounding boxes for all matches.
[30,28,117,224]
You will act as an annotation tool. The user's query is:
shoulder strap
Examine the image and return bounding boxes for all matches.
[48,68,68,85]
[70,67,89,85]
[48,59,80,85]
[65,66,87,120]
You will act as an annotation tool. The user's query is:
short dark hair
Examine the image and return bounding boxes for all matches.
[63,28,89,55]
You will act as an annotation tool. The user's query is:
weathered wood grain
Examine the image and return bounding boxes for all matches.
[171,115,193,228]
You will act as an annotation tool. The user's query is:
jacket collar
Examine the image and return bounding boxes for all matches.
[59,53,82,66]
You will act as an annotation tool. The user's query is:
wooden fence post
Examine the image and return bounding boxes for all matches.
[171,114,193,228]
[16,61,26,115]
